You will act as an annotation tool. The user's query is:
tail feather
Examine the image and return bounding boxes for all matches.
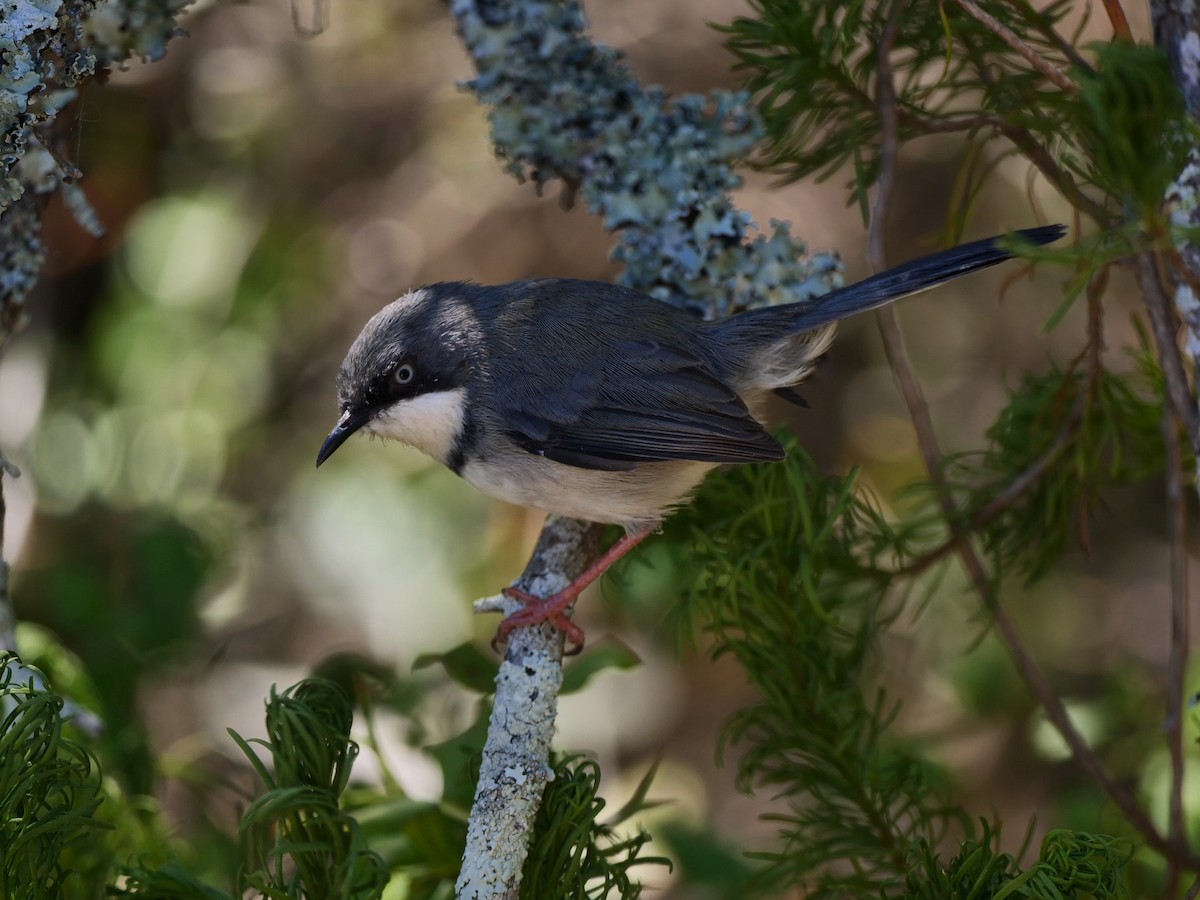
[733,224,1065,334]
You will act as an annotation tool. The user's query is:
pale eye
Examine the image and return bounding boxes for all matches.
[393,363,415,385]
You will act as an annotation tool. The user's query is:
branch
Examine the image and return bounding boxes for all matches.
[1152,10,1200,885]
[448,1,841,894]
[1163,399,1190,898]
[1133,251,1200,462]
[1153,0,1200,516]
[879,257,1187,867]
[951,0,1079,95]
[0,453,16,654]
[868,8,1174,859]
[457,518,602,900]
[1100,0,1135,42]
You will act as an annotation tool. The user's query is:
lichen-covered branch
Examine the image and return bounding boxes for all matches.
[448,1,841,896]
[450,0,837,319]
[1,0,190,314]
[458,518,601,900]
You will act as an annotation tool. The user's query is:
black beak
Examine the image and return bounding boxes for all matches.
[316,409,372,467]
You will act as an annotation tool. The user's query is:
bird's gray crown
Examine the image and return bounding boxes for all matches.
[335,283,481,415]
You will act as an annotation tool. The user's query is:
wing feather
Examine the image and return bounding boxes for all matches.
[495,335,783,471]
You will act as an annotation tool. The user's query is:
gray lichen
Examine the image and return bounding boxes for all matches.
[0,0,190,323]
[451,0,840,320]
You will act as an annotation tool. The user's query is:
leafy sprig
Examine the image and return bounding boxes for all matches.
[520,755,669,900]
[0,658,107,900]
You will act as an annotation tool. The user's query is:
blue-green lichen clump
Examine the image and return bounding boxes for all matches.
[450,0,840,319]
[0,0,189,319]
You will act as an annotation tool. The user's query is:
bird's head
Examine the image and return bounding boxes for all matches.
[317,283,481,468]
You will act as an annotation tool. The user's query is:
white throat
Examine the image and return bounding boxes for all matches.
[366,388,467,465]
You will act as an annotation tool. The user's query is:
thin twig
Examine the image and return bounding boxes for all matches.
[867,0,905,269]
[1100,0,1135,41]
[1133,251,1200,460]
[884,297,1187,863]
[995,123,1109,223]
[900,284,1104,580]
[951,0,1079,94]
[1163,399,1189,898]
[906,112,1007,134]
[989,604,1185,863]
[0,454,13,654]
[870,13,1176,858]
[954,53,1107,222]
[995,0,1092,70]
[880,265,1185,869]
[896,389,1086,579]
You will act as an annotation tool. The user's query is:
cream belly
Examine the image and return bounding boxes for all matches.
[461,451,714,529]
[366,386,718,527]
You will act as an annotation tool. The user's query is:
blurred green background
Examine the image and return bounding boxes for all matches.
[8,0,1194,894]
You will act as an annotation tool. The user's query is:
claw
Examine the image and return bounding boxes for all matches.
[488,526,654,656]
[494,586,587,653]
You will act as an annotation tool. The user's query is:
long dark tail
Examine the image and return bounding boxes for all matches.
[732,224,1065,333]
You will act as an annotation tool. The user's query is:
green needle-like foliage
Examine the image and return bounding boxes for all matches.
[666,440,956,896]
[118,678,388,899]
[1073,42,1195,217]
[521,754,669,900]
[719,0,1083,214]
[945,361,1167,583]
[662,442,1134,896]
[0,658,107,900]
[235,680,388,898]
[720,0,1198,239]
[905,826,1132,899]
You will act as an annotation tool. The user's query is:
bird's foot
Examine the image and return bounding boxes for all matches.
[495,584,587,654]
[491,525,654,655]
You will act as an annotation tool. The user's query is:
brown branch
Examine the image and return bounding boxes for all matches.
[1100,0,1135,42]
[905,112,1007,134]
[883,278,1180,868]
[0,456,13,654]
[870,43,1174,856]
[996,122,1109,222]
[880,277,1185,867]
[898,281,1104,581]
[1133,251,1200,459]
[882,309,1185,867]
[867,0,905,272]
[988,602,1184,863]
[896,388,1087,579]
[994,0,1092,70]
[1163,398,1190,897]
[951,0,1080,94]
[950,53,1106,222]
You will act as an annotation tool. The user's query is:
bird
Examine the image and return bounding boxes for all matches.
[317,225,1065,649]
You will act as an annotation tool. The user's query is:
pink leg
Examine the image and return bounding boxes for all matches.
[496,526,654,653]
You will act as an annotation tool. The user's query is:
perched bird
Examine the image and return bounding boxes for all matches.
[317,225,1064,648]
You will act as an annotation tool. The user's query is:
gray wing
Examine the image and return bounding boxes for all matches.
[495,338,784,472]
